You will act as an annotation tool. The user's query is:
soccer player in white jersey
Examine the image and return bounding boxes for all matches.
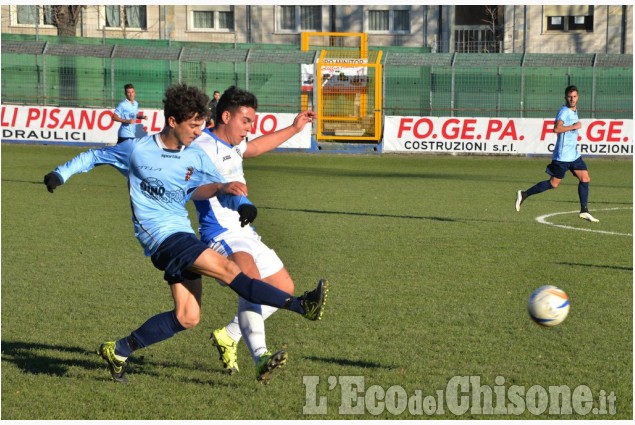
[43,83,327,384]
[515,85,599,222]
[192,86,319,383]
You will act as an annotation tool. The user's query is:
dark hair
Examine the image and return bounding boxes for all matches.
[124,83,135,91]
[216,86,258,122]
[565,85,578,96]
[163,84,210,123]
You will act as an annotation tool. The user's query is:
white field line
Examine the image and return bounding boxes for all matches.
[535,207,633,237]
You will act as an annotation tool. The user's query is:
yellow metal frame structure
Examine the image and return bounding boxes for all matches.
[301,32,382,143]
[301,32,368,56]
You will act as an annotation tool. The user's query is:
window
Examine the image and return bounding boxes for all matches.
[369,10,389,32]
[13,5,55,26]
[191,7,234,31]
[546,14,593,32]
[546,16,564,31]
[277,6,322,32]
[393,10,411,32]
[105,6,147,29]
[569,15,593,31]
[367,8,411,34]
[544,5,593,32]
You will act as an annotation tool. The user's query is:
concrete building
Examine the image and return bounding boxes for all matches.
[1,5,632,54]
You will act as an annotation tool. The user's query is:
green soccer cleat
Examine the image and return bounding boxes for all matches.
[210,327,239,375]
[299,279,329,321]
[256,350,288,385]
[97,341,128,384]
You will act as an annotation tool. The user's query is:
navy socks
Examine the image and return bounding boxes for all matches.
[228,272,304,314]
[578,181,589,211]
[525,180,554,197]
[112,273,305,358]
[525,180,589,212]
[116,310,185,357]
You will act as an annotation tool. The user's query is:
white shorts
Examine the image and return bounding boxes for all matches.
[208,226,284,279]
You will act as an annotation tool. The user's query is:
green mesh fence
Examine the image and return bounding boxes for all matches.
[1,36,632,119]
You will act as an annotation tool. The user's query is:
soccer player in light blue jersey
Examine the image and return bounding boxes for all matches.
[43,83,327,384]
[193,86,319,383]
[112,83,147,144]
[515,85,599,222]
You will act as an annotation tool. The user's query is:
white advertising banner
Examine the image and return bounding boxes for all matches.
[383,116,633,156]
[302,60,369,93]
[248,112,312,149]
[1,105,312,149]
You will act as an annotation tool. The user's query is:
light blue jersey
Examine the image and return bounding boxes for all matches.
[53,134,252,256]
[114,99,139,138]
[552,105,580,162]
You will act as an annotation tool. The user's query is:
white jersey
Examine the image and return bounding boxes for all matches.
[192,128,284,278]
[193,129,249,243]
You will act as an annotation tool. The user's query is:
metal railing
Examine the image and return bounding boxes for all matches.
[2,39,632,119]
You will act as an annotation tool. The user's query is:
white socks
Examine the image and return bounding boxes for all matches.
[224,298,278,363]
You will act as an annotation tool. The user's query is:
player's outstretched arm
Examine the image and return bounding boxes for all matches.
[244,110,316,158]
[43,144,132,193]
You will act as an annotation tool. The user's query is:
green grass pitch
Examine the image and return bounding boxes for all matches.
[1,144,632,419]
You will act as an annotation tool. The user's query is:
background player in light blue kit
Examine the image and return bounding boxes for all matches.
[112,83,147,144]
[43,83,328,384]
[515,85,599,223]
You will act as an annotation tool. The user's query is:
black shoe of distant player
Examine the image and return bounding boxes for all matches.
[299,279,329,321]
[98,341,128,384]
[515,190,527,212]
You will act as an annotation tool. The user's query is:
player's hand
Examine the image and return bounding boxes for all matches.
[292,110,317,133]
[44,172,62,193]
[237,204,257,227]
[222,181,248,196]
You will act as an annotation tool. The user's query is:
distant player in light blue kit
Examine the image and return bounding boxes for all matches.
[515,85,599,223]
[112,83,147,144]
[43,83,328,384]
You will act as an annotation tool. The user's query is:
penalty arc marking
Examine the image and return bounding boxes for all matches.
[535,207,633,237]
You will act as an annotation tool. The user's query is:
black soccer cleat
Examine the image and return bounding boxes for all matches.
[299,279,329,321]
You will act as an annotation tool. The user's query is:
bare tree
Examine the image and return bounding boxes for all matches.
[51,5,82,37]
[46,6,83,105]
[482,6,501,53]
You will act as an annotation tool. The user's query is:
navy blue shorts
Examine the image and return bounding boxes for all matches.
[151,232,209,284]
[546,157,587,179]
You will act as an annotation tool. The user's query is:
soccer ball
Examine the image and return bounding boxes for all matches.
[527,285,570,326]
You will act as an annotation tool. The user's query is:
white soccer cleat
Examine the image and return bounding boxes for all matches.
[579,212,599,223]
[515,190,526,212]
